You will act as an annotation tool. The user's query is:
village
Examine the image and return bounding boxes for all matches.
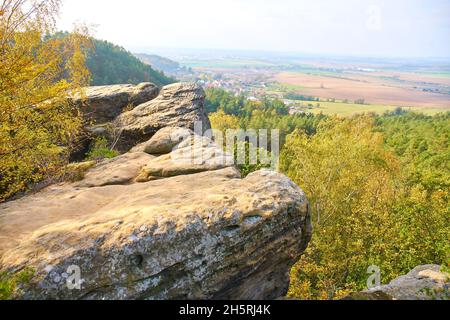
[173,65,318,115]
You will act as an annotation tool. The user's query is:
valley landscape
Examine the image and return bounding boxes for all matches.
[0,0,449,308]
[137,49,450,115]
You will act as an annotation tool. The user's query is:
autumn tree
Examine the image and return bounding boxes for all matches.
[209,109,240,132]
[281,116,449,299]
[0,0,91,201]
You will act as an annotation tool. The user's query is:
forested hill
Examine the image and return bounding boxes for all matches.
[87,39,176,86]
[134,53,181,74]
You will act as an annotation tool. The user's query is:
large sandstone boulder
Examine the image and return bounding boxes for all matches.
[72,82,159,124]
[0,129,311,300]
[114,83,211,152]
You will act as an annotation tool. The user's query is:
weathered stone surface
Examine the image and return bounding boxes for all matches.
[0,130,311,300]
[72,82,159,124]
[136,134,234,182]
[114,83,211,152]
[74,152,155,188]
[137,127,194,155]
[346,265,450,300]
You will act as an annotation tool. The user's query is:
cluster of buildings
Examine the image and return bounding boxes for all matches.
[176,66,315,116]
[177,68,272,99]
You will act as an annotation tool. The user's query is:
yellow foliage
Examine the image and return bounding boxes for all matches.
[0,0,91,201]
[209,109,241,132]
[282,116,449,299]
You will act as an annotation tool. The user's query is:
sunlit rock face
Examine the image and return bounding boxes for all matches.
[0,88,311,300]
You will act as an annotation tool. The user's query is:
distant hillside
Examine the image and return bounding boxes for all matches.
[134,53,182,74]
[87,40,176,86]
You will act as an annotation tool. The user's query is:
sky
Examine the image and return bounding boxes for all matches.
[58,0,450,58]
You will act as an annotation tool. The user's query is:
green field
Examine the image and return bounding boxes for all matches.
[296,100,445,116]
[268,82,307,93]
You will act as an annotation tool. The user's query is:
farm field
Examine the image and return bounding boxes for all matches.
[167,50,450,115]
[273,71,450,110]
[295,100,445,116]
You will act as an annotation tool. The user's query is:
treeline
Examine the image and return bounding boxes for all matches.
[375,111,449,192]
[206,88,326,141]
[134,53,181,74]
[284,92,320,101]
[206,88,450,299]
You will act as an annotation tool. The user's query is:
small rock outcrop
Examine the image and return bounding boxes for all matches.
[135,131,234,182]
[345,265,449,300]
[0,126,312,300]
[72,82,160,124]
[114,83,211,152]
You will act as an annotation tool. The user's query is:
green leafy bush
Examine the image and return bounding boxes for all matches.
[86,137,119,161]
[232,141,272,177]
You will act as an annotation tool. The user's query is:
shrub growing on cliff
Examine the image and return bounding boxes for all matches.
[86,137,120,161]
[0,0,91,201]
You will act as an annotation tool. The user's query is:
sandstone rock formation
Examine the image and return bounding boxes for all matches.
[135,132,235,182]
[114,83,211,152]
[70,82,211,160]
[72,82,159,124]
[345,265,449,300]
[69,82,160,161]
[0,127,312,300]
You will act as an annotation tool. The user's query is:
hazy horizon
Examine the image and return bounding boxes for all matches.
[131,46,450,62]
[58,0,450,59]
